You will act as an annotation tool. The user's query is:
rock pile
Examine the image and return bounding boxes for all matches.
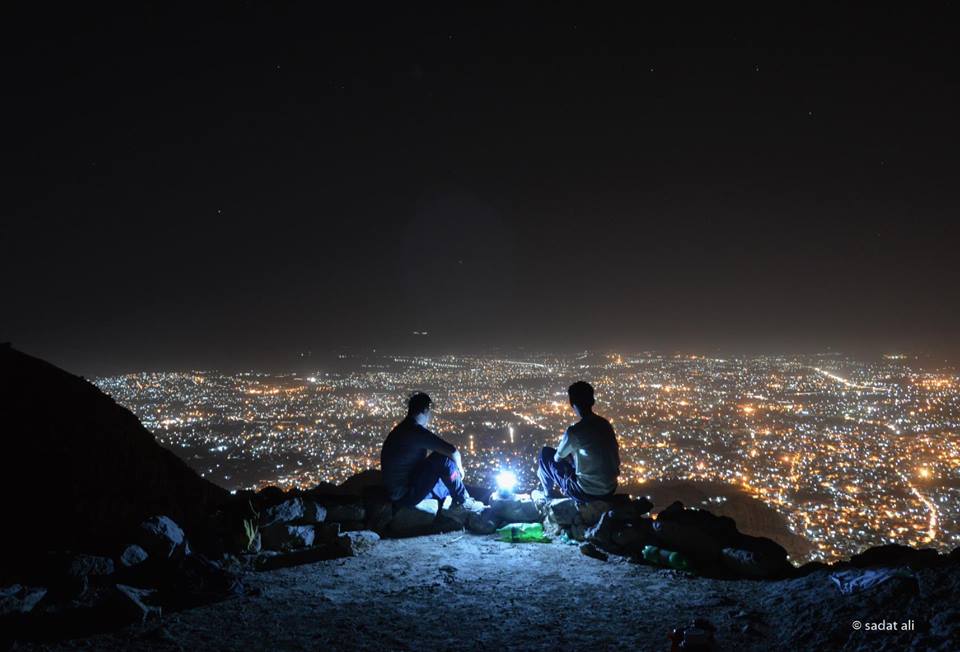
[227,492,383,570]
[542,495,653,541]
[582,499,795,579]
[1,514,240,644]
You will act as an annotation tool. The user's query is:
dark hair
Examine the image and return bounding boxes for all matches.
[407,392,432,416]
[568,381,595,410]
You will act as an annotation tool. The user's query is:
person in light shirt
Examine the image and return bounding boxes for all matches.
[534,381,620,503]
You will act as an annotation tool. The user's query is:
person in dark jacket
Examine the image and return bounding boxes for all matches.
[381,392,485,513]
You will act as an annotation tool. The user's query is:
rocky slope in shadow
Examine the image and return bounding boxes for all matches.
[0,344,229,579]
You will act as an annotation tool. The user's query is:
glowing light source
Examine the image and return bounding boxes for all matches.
[496,470,517,496]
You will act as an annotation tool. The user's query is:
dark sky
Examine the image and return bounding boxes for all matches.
[3,3,958,374]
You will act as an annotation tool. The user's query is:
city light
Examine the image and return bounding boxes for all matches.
[93,351,960,563]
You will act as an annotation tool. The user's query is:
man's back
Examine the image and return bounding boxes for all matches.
[557,413,620,496]
[381,417,454,501]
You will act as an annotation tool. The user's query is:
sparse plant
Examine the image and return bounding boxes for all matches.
[242,500,260,552]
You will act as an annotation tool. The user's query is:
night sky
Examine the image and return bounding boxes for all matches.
[3,3,958,374]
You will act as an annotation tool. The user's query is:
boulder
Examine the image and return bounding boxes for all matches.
[721,547,788,579]
[566,524,588,541]
[337,531,380,555]
[650,503,740,565]
[0,584,47,616]
[314,522,342,545]
[611,520,656,551]
[579,542,608,562]
[259,498,305,528]
[119,545,149,568]
[253,546,349,571]
[489,496,540,524]
[586,511,655,552]
[604,496,654,521]
[336,469,383,496]
[388,500,461,538]
[850,544,941,569]
[65,554,114,578]
[736,534,788,566]
[326,503,366,523]
[161,553,243,607]
[546,498,580,525]
[137,516,187,561]
[576,500,614,527]
[260,524,315,550]
[365,501,394,534]
[113,584,161,624]
[300,501,327,524]
[653,519,723,563]
[656,502,738,544]
[467,508,498,534]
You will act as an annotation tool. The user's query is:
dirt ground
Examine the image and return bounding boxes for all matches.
[20,532,954,652]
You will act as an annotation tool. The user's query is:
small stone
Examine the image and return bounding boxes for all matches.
[66,553,115,577]
[466,509,498,534]
[567,524,588,541]
[326,503,366,522]
[119,544,149,568]
[314,522,342,545]
[547,498,580,525]
[579,542,609,562]
[365,502,394,534]
[0,585,47,616]
[300,500,327,524]
[137,516,186,560]
[259,498,305,527]
[336,530,380,555]
[254,545,348,571]
[260,524,315,550]
[114,584,161,624]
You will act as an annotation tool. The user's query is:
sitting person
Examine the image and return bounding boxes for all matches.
[535,381,620,503]
[380,392,485,514]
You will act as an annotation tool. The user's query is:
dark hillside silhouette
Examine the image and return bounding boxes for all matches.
[0,344,228,580]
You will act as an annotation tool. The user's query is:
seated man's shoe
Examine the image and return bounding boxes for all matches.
[443,495,486,524]
[458,495,487,512]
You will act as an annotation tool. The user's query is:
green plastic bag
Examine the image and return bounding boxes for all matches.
[642,544,690,571]
[497,522,549,543]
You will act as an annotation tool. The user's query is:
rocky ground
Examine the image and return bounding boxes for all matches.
[19,531,958,652]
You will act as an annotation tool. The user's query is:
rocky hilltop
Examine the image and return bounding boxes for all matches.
[2,345,958,651]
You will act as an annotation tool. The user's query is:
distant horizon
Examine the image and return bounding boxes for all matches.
[39,345,955,379]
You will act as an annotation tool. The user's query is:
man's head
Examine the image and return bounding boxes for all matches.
[407,392,432,426]
[568,381,595,417]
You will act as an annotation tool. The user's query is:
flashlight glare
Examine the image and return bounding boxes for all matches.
[496,470,517,492]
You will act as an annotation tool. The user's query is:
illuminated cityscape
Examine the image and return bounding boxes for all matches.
[95,352,960,563]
